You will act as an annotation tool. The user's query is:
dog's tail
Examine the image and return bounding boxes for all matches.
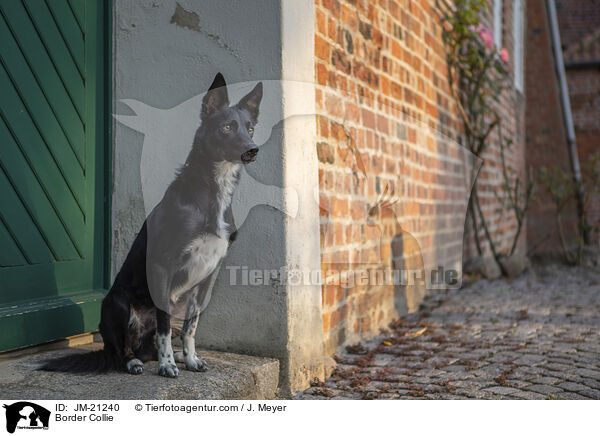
[34,348,121,373]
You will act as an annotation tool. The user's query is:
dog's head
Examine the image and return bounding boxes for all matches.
[199,73,263,164]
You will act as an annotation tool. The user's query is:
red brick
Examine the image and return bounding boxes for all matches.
[316,62,328,86]
[361,108,376,129]
[342,4,358,31]
[315,34,330,61]
[322,0,340,17]
[331,197,349,218]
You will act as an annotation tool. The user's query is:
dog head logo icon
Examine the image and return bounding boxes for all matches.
[3,402,50,434]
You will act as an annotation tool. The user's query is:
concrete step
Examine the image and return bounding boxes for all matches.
[0,343,279,400]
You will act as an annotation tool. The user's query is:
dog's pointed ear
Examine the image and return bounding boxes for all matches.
[237,82,263,122]
[201,73,229,120]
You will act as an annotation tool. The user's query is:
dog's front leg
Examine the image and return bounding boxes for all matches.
[173,289,207,371]
[156,309,179,377]
[175,276,217,372]
[176,308,208,372]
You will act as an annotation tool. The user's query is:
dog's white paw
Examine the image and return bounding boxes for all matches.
[126,358,144,375]
[185,355,208,372]
[158,363,179,378]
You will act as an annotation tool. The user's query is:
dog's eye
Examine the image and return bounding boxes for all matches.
[247,127,254,135]
[222,124,232,132]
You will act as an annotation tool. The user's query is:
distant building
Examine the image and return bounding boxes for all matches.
[526,0,600,252]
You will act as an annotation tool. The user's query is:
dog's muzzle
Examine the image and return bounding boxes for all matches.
[241,147,259,163]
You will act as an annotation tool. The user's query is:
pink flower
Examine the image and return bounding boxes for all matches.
[500,48,509,63]
[468,25,476,33]
[477,24,494,50]
[481,32,494,50]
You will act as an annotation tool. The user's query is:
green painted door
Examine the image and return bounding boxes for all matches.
[0,0,110,351]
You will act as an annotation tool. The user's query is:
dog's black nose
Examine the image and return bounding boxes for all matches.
[241,147,259,163]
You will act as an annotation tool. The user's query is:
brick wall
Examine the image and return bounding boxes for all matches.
[562,5,600,244]
[556,0,600,50]
[567,68,600,244]
[526,0,600,253]
[315,0,527,354]
[525,0,579,253]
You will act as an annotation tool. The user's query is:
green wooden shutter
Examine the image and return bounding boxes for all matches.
[0,0,110,351]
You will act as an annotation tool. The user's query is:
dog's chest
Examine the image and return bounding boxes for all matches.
[171,234,228,302]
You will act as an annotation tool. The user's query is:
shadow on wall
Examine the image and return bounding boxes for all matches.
[392,230,424,315]
[317,97,480,351]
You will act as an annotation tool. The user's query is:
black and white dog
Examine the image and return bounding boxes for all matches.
[38,73,262,377]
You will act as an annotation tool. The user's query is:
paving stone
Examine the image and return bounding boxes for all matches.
[555,392,588,400]
[435,371,477,381]
[483,386,520,395]
[297,264,600,400]
[425,393,465,400]
[442,365,468,372]
[578,389,600,400]
[413,369,448,377]
[453,388,497,399]
[581,379,600,390]
[370,355,397,366]
[530,376,561,385]
[450,380,493,390]
[556,382,590,392]
[574,368,600,380]
[548,357,576,365]
[514,354,547,365]
[543,363,572,371]
[504,379,532,388]
[511,390,547,400]
[526,384,564,395]
[541,369,569,379]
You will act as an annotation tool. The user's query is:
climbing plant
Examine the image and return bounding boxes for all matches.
[441,0,533,270]
[538,153,600,265]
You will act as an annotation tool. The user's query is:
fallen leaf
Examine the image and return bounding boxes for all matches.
[405,327,427,338]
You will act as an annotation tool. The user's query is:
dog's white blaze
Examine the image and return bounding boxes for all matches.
[213,160,241,237]
[169,161,239,303]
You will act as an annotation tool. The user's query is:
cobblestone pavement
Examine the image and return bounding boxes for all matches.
[297,264,600,399]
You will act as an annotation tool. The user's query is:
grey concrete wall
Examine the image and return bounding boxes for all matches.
[112,0,283,276]
[113,0,324,396]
